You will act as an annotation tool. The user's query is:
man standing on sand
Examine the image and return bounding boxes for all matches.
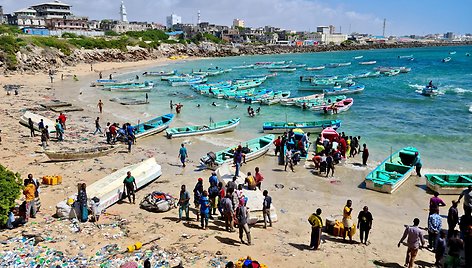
[273,136,281,156]
[28,118,35,137]
[122,171,137,204]
[38,119,44,131]
[199,190,210,230]
[94,117,103,135]
[361,143,369,166]
[398,218,425,268]
[177,185,190,222]
[413,151,422,177]
[23,179,36,222]
[343,200,354,242]
[263,190,272,229]
[457,185,472,215]
[429,192,446,215]
[447,201,459,239]
[58,112,67,130]
[284,149,294,172]
[236,198,251,245]
[308,208,323,250]
[193,178,203,221]
[178,143,188,167]
[41,126,49,149]
[357,206,373,245]
[233,146,245,177]
[97,100,103,113]
[222,192,234,232]
[428,210,442,250]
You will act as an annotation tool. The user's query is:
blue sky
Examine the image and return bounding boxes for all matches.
[2,0,470,35]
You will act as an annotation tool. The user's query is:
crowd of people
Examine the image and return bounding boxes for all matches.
[176,168,272,246]
[272,130,310,172]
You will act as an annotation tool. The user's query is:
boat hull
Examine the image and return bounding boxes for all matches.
[19,111,56,133]
[134,114,174,140]
[166,118,240,138]
[425,174,472,195]
[44,145,120,161]
[262,120,341,134]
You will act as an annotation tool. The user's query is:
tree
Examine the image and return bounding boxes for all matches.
[0,165,22,225]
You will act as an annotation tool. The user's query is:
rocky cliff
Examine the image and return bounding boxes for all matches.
[3,41,471,74]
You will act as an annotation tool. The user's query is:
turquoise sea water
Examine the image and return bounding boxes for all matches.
[105,45,472,171]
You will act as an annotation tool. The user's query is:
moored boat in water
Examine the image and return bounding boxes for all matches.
[262,119,341,134]
[323,85,365,95]
[320,98,354,114]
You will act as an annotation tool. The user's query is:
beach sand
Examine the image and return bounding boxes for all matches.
[0,58,461,267]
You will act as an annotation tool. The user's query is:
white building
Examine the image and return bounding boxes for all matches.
[120,1,128,22]
[30,1,72,19]
[10,8,45,27]
[166,14,181,29]
[233,19,244,28]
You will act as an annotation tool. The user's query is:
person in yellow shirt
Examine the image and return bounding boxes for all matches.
[343,199,353,242]
[308,208,323,250]
[23,179,37,221]
[244,172,256,190]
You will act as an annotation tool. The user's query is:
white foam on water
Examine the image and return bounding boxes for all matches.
[408,84,424,90]
[196,135,242,148]
[443,86,472,94]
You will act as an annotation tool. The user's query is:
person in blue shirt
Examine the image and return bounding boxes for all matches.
[413,152,422,177]
[178,143,188,167]
[199,190,210,230]
[209,172,218,186]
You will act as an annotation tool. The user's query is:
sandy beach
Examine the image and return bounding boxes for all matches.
[0,57,466,267]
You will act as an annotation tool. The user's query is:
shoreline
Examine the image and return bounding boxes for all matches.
[0,53,468,267]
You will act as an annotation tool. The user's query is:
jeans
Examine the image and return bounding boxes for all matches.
[235,162,240,177]
[125,186,135,203]
[239,223,251,244]
[359,227,370,243]
[179,204,189,220]
[94,127,102,135]
[200,212,209,228]
[428,231,438,249]
[263,208,272,228]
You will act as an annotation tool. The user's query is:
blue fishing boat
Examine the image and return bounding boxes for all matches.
[262,119,341,134]
[323,85,365,96]
[133,114,175,139]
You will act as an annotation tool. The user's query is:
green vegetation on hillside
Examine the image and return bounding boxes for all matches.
[0,165,23,226]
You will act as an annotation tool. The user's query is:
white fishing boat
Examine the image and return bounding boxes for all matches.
[269,68,296,72]
[306,66,325,71]
[469,105,472,113]
[19,111,56,133]
[338,62,352,66]
[165,118,240,138]
[279,93,324,106]
[108,86,153,92]
[442,57,451,63]
[398,55,413,59]
[449,51,456,55]
[359,61,377,65]
[353,56,364,59]
[56,158,162,217]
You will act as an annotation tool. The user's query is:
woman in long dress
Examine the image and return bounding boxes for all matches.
[77,183,88,222]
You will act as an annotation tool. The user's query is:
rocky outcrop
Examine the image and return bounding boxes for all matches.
[3,41,471,74]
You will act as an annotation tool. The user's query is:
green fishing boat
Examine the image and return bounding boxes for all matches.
[425,174,472,195]
[200,134,275,170]
[365,147,419,194]
[262,119,341,134]
[166,118,240,139]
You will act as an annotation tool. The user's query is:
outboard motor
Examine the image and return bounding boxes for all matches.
[202,151,217,168]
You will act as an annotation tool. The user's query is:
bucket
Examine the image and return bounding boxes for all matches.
[325,217,336,235]
[134,242,142,250]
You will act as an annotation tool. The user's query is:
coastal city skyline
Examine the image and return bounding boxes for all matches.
[1,0,470,36]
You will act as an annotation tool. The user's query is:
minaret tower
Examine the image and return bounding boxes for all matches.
[120,1,128,23]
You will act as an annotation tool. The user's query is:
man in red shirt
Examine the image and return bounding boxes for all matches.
[58,113,67,130]
[255,167,264,190]
[109,123,117,144]
[273,136,281,156]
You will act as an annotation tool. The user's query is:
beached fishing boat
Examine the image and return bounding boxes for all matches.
[324,85,365,96]
[359,61,377,65]
[56,158,162,217]
[279,93,324,106]
[306,66,325,71]
[19,111,56,133]
[320,98,354,114]
[262,119,341,134]
[44,145,120,162]
[353,56,364,59]
[425,174,472,195]
[442,57,451,63]
[171,77,207,86]
[200,134,275,169]
[133,114,174,139]
[165,118,240,138]
[365,147,420,194]
[269,68,296,72]
[142,70,176,76]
